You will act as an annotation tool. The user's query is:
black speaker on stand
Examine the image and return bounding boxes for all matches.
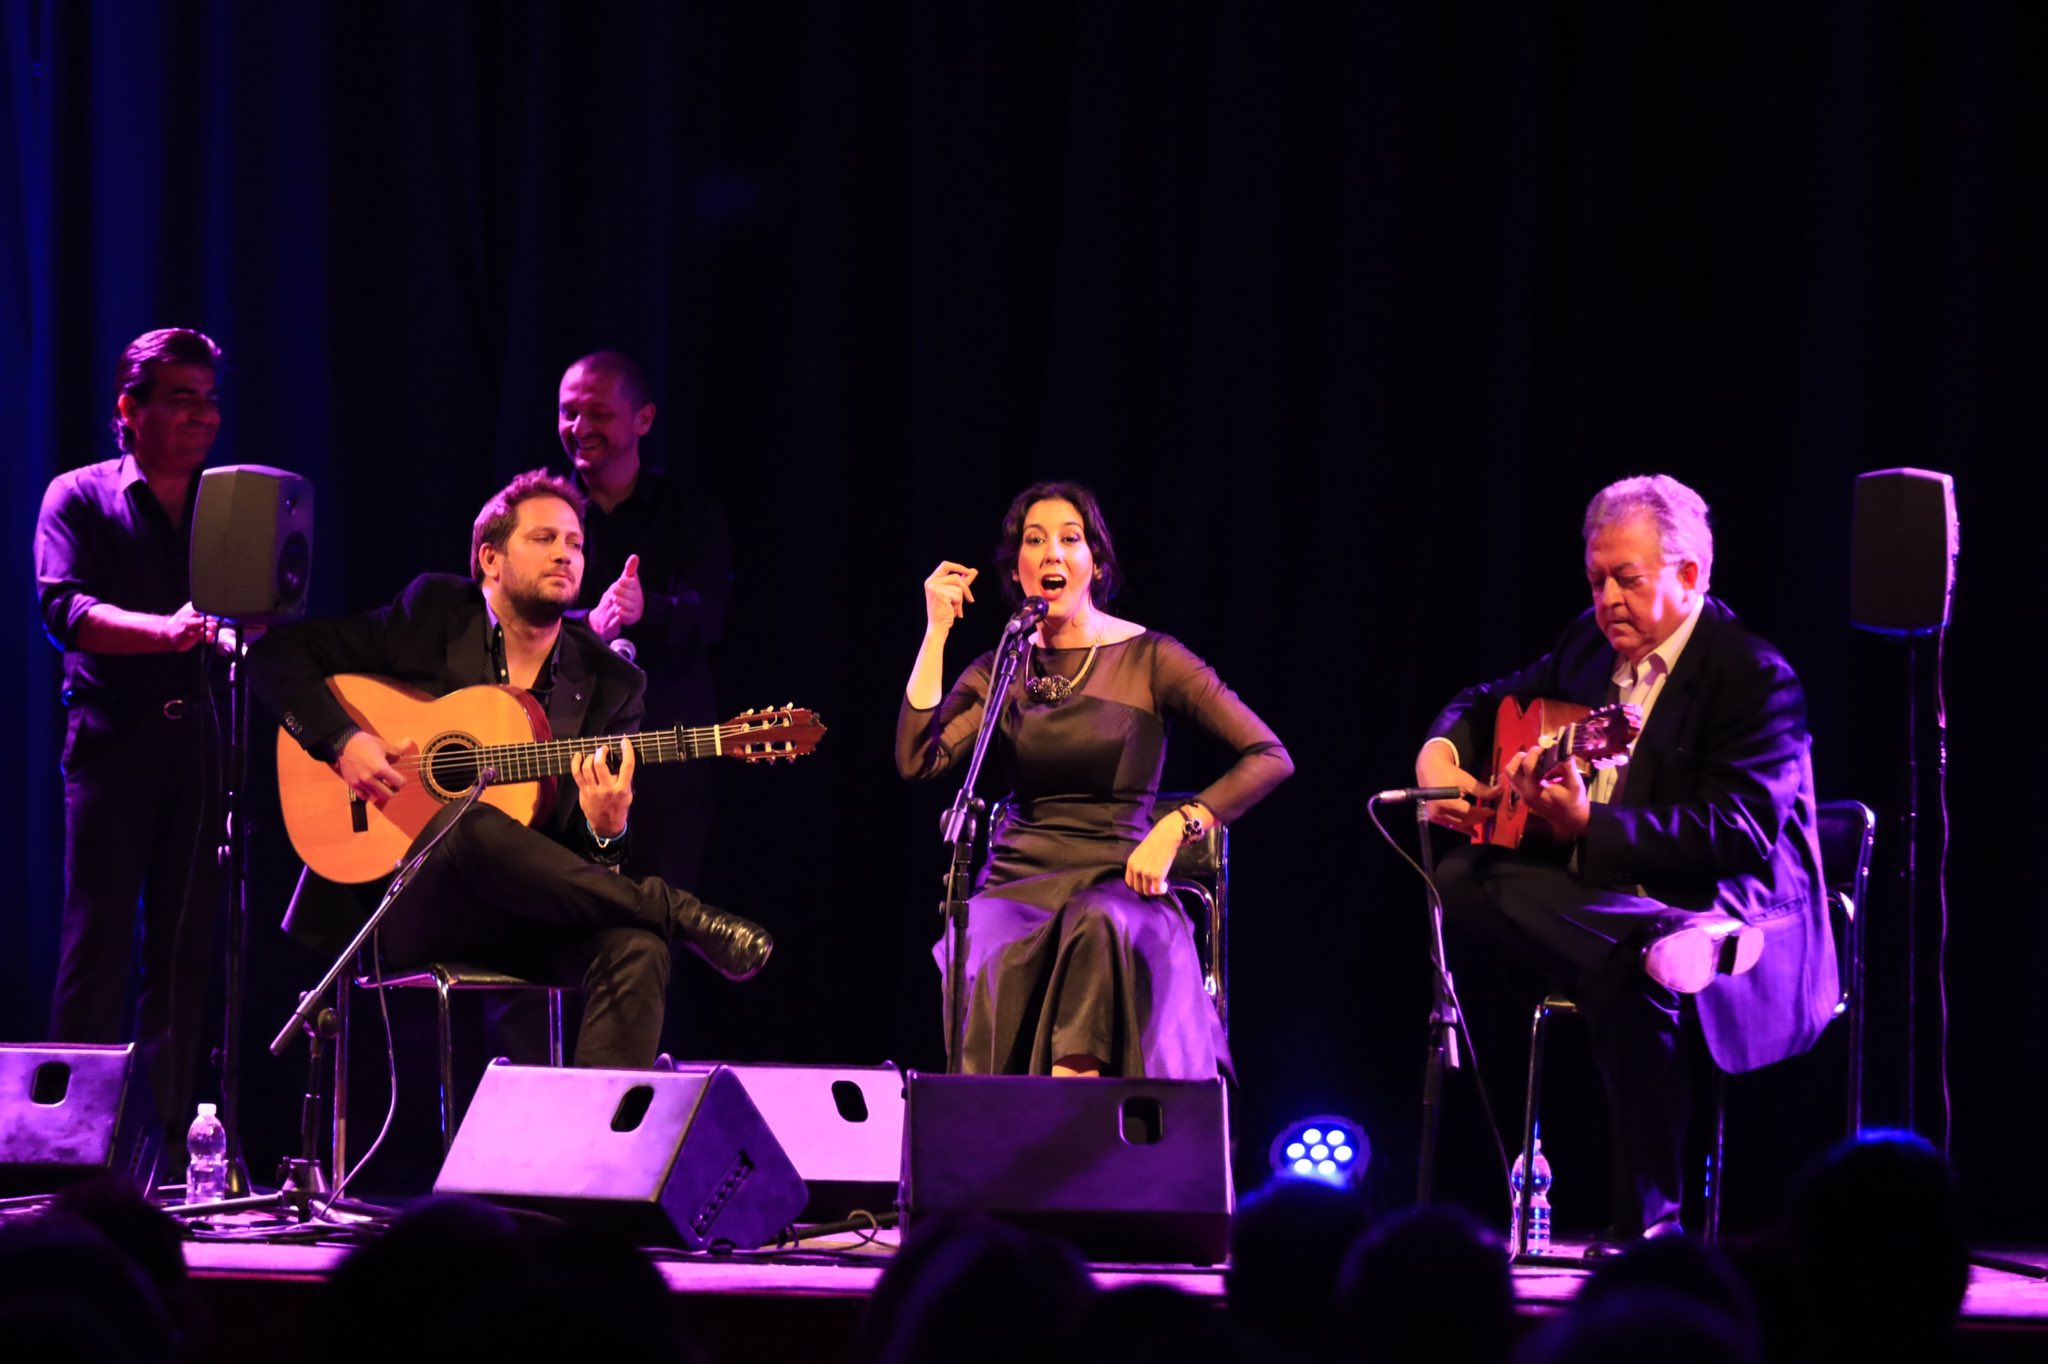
[1849,468,1954,1149]
[189,465,314,1197]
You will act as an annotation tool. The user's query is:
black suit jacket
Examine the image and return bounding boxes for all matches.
[249,573,647,949]
[1427,598,1838,1074]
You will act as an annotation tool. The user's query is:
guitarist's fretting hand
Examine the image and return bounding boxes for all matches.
[573,738,637,840]
[335,730,419,808]
[1502,746,1591,842]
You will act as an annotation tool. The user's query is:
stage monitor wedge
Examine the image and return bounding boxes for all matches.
[1851,468,1957,636]
[903,1073,1233,1265]
[435,1061,807,1251]
[671,1061,904,1222]
[190,464,314,624]
[0,1043,160,1197]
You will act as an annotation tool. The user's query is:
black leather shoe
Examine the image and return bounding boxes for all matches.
[1581,1220,1685,1260]
[671,899,774,981]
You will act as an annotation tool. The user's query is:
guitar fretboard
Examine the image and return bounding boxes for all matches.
[419,724,728,786]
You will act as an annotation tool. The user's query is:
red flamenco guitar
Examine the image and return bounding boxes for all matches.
[1473,697,1642,849]
[277,674,825,883]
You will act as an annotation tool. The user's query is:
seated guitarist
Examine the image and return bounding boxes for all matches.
[248,469,772,1069]
[1413,473,1836,1251]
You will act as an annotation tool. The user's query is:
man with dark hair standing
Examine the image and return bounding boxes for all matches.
[557,351,731,897]
[248,470,770,1068]
[1414,473,1837,1251]
[35,327,229,1157]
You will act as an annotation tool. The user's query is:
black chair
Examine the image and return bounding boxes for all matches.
[352,963,566,1153]
[985,792,1231,1036]
[1513,798,1877,1254]
[1160,790,1232,1037]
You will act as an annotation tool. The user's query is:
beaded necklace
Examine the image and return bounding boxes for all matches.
[1023,637,1101,704]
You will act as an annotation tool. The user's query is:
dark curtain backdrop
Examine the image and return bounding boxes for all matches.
[7,2,2042,1237]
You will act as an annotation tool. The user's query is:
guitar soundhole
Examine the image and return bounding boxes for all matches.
[421,736,482,801]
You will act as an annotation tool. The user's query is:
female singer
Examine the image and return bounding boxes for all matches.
[898,480,1291,1077]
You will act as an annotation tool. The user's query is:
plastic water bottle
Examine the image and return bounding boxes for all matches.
[186,1102,229,1203]
[1508,1138,1553,1254]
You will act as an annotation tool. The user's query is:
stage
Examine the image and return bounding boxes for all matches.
[167,1216,2048,1363]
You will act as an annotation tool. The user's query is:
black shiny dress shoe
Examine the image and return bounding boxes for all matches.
[1581,1220,1686,1260]
[672,899,774,981]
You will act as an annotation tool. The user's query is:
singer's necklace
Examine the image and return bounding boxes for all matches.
[1024,636,1101,705]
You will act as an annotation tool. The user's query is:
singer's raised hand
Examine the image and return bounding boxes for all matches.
[923,561,978,631]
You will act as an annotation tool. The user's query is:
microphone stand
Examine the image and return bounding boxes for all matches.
[268,769,498,1059]
[937,620,1034,1072]
[1411,801,1461,1205]
[162,769,501,1224]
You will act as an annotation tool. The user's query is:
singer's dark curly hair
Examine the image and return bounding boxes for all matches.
[992,480,1123,607]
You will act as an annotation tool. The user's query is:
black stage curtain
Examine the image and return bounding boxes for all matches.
[7,2,2043,1235]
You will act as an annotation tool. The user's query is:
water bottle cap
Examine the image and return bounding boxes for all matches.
[197,1102,217,1117]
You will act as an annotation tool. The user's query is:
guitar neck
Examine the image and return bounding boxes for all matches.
[469,724,720,785]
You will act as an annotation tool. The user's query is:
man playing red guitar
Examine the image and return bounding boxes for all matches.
[249,470,772,1068]
[1413,473,1837,1251]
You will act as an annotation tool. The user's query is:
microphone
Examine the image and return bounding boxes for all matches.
[476,765,499,788]
[1003,596,1050,635]
[608,637,638,664]
[1372,785,1467,804]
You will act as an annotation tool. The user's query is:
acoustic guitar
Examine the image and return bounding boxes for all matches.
[277,674,824,882]
[1473,696,1641,849]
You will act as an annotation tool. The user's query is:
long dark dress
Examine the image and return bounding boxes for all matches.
[897,632,1291,1078]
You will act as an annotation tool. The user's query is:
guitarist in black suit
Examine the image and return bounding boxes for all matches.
[248,470,771,1068]
[1413,474,1837,1251]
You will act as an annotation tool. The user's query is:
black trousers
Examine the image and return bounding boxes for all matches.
[375,804,689,1068]
[1436,843,1690,1234]
[51,701,221,1159]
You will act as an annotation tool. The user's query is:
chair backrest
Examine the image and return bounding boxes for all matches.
[1158,792,1230,1035]
[1815,799,1877,1010]
[1815,798,1876,1137]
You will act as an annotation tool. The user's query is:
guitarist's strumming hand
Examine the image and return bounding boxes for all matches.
[1502,745,1590,842]
[1416,740,1493,836]
[335,730,418,808]
[573,738,637,840]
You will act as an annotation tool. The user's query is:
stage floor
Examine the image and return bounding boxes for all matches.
[172,1218,2048,1363]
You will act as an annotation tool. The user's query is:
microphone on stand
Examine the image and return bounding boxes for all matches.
[1003,596,1050,636]
[1372,785,1467,804]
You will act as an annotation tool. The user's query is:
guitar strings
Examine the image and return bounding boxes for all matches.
[386,719,806,785]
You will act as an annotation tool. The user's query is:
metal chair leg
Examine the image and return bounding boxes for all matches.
[434,972,457,1152]
[1705,1069,1727,1244]
[332,980,351,1184]
[546,989,565,1067]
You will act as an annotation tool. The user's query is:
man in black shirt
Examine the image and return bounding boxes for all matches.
[557,351,731,895]
[34,327,229,1151]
